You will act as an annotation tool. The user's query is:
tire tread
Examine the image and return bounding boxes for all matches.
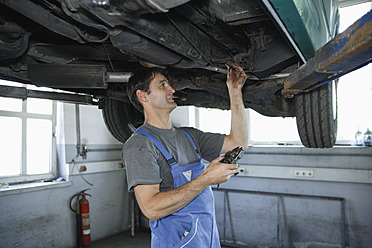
[295,83,337,148]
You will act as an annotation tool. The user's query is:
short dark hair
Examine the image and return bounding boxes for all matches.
[126,67,163,112]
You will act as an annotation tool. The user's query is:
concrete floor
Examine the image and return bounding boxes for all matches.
[90,229,151,248]
[89,229,233,248]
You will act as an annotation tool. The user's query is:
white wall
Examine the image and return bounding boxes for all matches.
[214,146,372,248]
[0,103,131,248]
[1,103,371,248]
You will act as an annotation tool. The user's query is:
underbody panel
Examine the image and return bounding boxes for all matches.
[0,0,339,117]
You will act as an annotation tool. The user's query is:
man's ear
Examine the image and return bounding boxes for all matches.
[136,89,148,104]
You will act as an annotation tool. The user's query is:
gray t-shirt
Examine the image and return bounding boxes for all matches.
[122,122,224,192]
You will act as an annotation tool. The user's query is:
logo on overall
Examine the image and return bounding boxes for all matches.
[182,170,192,181]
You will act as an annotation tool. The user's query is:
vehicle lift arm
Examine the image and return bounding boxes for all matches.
[282,10,371,98]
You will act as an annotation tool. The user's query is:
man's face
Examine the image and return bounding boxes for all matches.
[145,73,177,113]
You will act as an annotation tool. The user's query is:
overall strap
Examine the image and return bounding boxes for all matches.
[135,128,177,166]
[181,130,201,160]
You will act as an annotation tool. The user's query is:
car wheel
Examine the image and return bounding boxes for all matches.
[102,99,144,143]
[295,81,338,148]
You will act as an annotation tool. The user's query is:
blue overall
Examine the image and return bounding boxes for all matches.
[135,128,221,248]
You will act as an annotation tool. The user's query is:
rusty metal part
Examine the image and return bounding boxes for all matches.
[282,11,372,98]
[0,85,98,105]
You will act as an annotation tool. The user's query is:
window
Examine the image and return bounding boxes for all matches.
[335,3,372,144]
[197,107,232,135]
[248,111,300,145]
[0,80,56,184]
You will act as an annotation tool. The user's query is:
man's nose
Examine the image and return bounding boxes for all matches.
[168,84,175,93]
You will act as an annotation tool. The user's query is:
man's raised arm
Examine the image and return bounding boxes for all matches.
[221,62,249,154]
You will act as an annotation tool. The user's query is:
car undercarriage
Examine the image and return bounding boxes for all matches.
[0,0,341,147]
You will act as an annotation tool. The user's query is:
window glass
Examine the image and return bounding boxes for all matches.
[336,3,372,144]
[0,81,55,182]
[197,108,231,135]
[27,98,53,115]
[249,110,300,145]
[337,65,372,143]
[26,118,52,174]
[0,116,22,176]
[0,97,22,112]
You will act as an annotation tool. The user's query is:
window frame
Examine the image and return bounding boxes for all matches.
[0,96,57,184]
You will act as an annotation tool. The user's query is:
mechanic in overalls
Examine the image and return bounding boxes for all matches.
[122,62,248,247]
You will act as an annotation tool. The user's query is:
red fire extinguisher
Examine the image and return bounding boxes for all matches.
[79,189,91,246]
[70,189,92,247]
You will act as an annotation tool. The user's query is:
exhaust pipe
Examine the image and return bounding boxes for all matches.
[27,64,132,89]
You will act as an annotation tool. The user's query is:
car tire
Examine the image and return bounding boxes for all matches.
[102,99,144,143]
[295,81,338,148]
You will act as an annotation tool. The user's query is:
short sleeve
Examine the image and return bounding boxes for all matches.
[123,139,162,192]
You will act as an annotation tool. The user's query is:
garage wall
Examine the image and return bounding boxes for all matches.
[214,147,372,248]
[0,104,371,248]
[0,172,130,248]
[0,103,131,248]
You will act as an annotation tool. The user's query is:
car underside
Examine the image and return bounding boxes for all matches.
[0,0,340,147]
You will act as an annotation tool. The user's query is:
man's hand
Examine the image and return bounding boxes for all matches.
[226,61,247,91]
[200,156,239,185]
[133,156,238,222]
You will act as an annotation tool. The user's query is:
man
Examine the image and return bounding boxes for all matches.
[122,62,248,247]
